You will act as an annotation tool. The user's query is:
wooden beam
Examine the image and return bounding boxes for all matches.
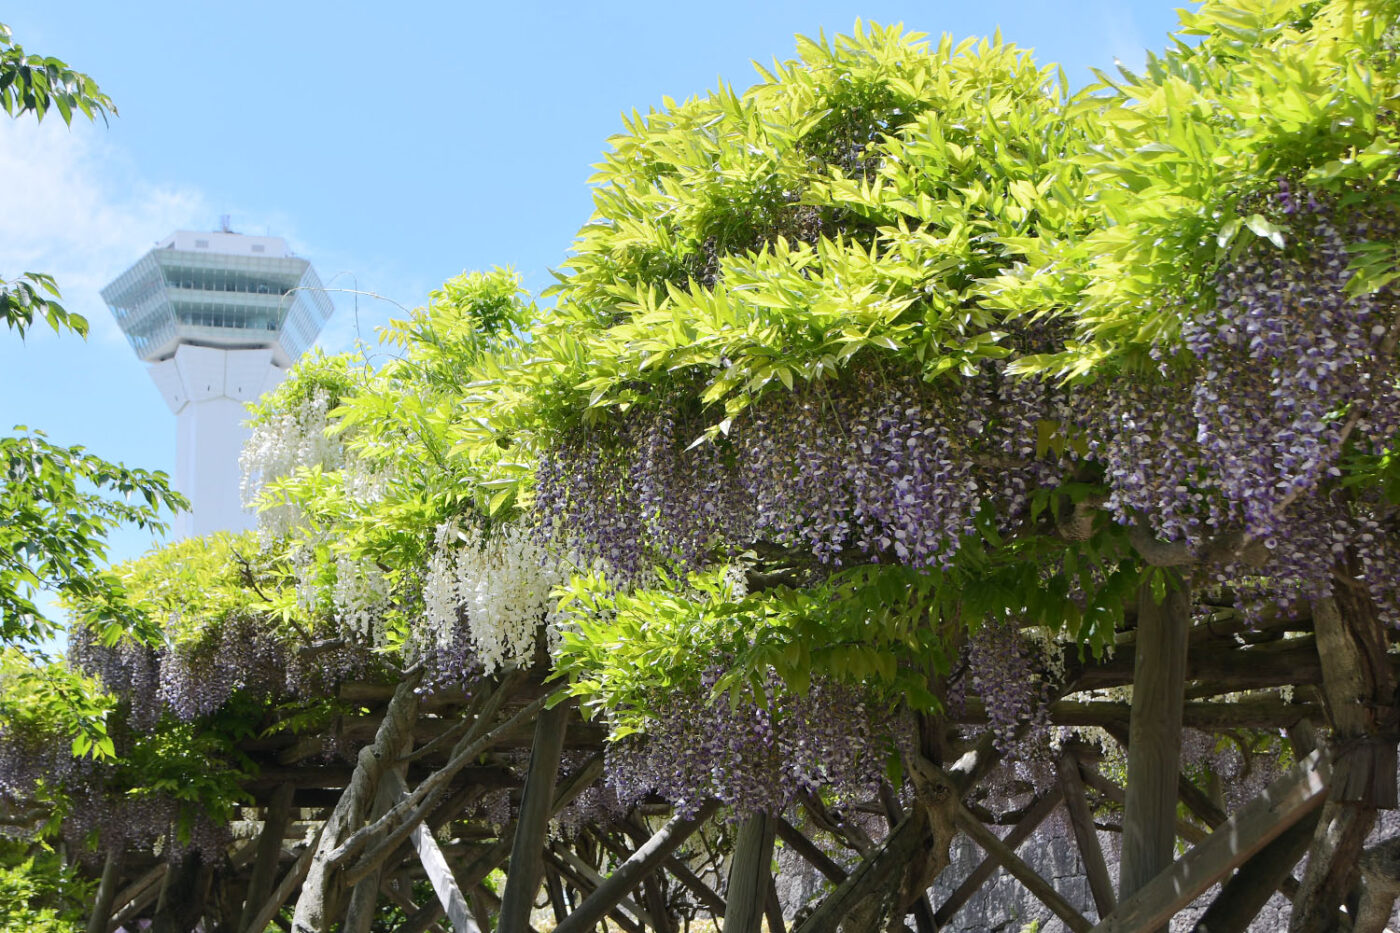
[1089,748,1331,933]
[953,802,1092,933]
[107,864,167,933]
[774,817,847,883]
[932,787,1062,928]
[617,816,728,916]
[497,702,569,932]
[544,848,646,933]
[1188,808,1320,933]
[551,801,718,933]
[1058,751,1116,920]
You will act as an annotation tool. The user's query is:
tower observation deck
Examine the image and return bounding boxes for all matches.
[102,229,334,538]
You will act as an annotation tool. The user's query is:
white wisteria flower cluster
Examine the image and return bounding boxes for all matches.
[239,388,343,533]
[422,521,563,673]
[332,553,390,646]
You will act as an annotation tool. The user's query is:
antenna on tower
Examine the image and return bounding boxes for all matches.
[219,214,233,233]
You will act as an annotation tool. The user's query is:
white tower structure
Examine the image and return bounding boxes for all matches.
[102,229,334,538]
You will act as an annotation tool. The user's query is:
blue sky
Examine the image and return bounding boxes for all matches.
[1,0,1187,564]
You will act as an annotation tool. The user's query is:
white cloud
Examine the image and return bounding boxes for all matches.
[0,118,208,344]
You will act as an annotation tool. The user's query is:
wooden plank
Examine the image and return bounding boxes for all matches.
[411,801,480,933]
[107,864,167,933]
[953,803,1092,933]
[725,812,775,933]
[1090,748,1331,933]
[932,787,1062,928]
[1058,751,1116,920]
[1120,574,1191,907]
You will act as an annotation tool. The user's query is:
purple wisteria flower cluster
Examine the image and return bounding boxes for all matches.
[68,619,375,726]
[536,363,1069,578]
[604,669,900,818]
[1081,187,1400,621]
[964,617,1053,754]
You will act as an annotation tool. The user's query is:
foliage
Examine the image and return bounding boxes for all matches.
[1,430,183,651]
[0,844,88,933]
[0,22,113,339]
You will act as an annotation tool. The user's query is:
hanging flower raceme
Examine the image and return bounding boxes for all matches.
[421,520,564,674]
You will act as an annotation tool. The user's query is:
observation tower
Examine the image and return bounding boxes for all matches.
[102,226,333,538]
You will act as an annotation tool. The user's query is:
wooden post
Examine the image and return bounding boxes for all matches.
[1058,751,1116,920]
[1119,573,1190,908]
[724,813,774,933]
[1291,590,1397,932]
[86,850,122,933]
[239,784,295,933]
[497,702,569,932]
[552,801,719,933]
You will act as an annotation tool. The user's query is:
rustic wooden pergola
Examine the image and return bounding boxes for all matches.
[78,583,1400,933]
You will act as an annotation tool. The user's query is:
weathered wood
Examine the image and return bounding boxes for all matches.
[239,783,295,933]
[932,787,1063,928]
[1090,748,1331,933]
[552,803,719,933]
[774,816,847,883]
[1189,808,1319,933]
[345,738,413,933]
[1291,590,1397,933]
[725,812,775,933]
[408,793,479,932]
[1178,773,1227,830]
[328,673,527,872]
[1354,833,1400,933]
[953,802,1093,933]
[618,815,729,916]
[107,863,167,933]
[497,701,569,932]
[293,673,421,933]
[765,875,787,933]
[86,850,122,933]
[1120,573,1190,910]
[242,828,324,933]
[877,781,935,933]
[1058,750,1116,920]
[793,809,927,933]
[544,847,648,933]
